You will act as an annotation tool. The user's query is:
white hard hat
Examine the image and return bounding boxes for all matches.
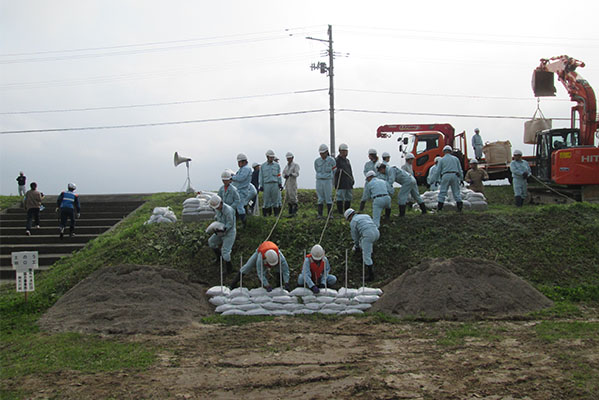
[221,170,232,180]
[286,152,294,158]
[513,149,523,156]
[470,158,478,164]
[368,148,377,155]
[67,183,76,190]
[443,145,453,152]
[311,244,325,261]
[339,143,349,151]
[264,249,279,266]
[252,162,260,168]
[209,195,222,209]
[405,153,415,160]
[376,161,386,170]
[382,152,390,158]
[366,170,376,178]
[344,208,356,220]
[236,153,248,162]
[474,128,480,133]
[266,149,275,157]
[318,144,329,153]
[434,156,441,163]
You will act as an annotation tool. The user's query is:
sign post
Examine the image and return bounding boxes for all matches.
[11,251,39,301]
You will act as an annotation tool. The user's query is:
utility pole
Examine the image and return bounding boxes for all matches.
[308,25,336,157]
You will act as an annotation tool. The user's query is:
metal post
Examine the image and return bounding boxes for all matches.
[328,24,335,157]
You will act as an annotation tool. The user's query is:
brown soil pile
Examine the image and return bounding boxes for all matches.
[371,257,553,319]
[39,264,212,335]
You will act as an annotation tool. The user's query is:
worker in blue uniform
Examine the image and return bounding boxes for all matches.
[314,144,336,218]
[360,171,391,227]
[218,170,242,215]
[230,241,290,291]
[363,148,378,177]
[231,153,251,225]
[391,166,427,216]
[509,149,531,207]
[437,145,464,212]
[207,195,236,274]
[427,156,441,190]
[297,244,337,293]
[56,183,80,239]
[345,208,380,282]
[259,150,283,217]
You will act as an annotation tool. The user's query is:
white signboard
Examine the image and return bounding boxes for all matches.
[12,251,38,293]
[16,271,35,292]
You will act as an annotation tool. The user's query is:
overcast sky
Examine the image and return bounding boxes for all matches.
[1,0,598,195]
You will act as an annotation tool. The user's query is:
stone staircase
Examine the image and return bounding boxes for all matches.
[0,194,147,281]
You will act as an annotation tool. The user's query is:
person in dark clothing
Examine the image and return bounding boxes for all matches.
[16,172,26,197]
[248,163,260,214]
[57,183,80,239]
[334,143,354,214]
[24,182,44,236]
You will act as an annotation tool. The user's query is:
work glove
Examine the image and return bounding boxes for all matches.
[459,181,464,187]
[284,174,289,179]
[311,285,320,294]
[279,184,284,191]
[284,282,290,291]
[352,245,361,253]
[522,172,529,179]
[265,285,273,293]
[216,229,225,237]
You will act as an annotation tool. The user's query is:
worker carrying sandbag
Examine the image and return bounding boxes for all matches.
[345,208,380,282]
[207,195,236,274]
[230,240,290,292]
[297,244,337,294]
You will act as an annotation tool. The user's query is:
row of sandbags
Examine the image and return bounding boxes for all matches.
[145,206,178,224]
[205,286,382,316]
[415,188,488,211]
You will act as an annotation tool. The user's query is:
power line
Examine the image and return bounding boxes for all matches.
[337,88,571,102]
[0,109,328,135]
[0,88,327,115]
[338,108,571,121]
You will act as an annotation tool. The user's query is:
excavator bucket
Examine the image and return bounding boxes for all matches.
[532,69,556,97]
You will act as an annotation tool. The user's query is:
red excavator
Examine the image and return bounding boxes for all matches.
[531,55,599,203]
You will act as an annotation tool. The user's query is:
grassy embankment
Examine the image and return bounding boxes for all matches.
[1,187,598,396]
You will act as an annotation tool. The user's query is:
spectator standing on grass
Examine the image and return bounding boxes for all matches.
[314,144,336,219]
[509,149,531,207]
[24,182,44,236]
[283,152,300,217]
[465,159,489,193]
[16,171,26,197]
[57,183,80,239]
[334,143,354,214]
[259,150,283,217]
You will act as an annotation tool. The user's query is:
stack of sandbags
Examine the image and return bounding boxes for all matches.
[462,190,488,211]
[145,206,177,224]
[182,192,216,222]
[415,188,488,211]
[205,285,383,316]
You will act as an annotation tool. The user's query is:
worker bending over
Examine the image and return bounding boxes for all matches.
[391,166,427,216]
[207,195,236,274]
[360,171,391,227]
[345,208,380,282]
[437,145,464,212]
[231,240,290,292]
[297,244,337,294]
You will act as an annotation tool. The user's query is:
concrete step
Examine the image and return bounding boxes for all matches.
[0,234,98,245]
[3,202,144,214]
[1,243,86,255]
[0,211,138,221]
[0,226,110,236]
[0,218,120,227]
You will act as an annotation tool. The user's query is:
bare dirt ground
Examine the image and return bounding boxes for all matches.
[14,311,599,400]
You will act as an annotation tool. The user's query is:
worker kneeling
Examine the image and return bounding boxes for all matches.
[230,240,290,292]
[207,195,236,274]
[297,244,337,294]
[345,208,379,282]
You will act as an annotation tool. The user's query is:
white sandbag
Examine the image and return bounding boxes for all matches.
[316,288,338,297]
[322,303,345,311]
[339,309,364,315]
[318,309,339,315]
[305,303,323,310]
[271,310,293,316]
[268,288,290,297]
[316,296,335,304]
[162,211,177,222]
[206,221,225,234]
[272,295,297,304]
[355,295,380,303]
[461,200,472,210]
[249,288,269,297]
[337,288,359,298]
[237,303,261,311]
[252,296,271,304]
[262,302,283,311]
[349,303,372,311]
[334,298,351,305]
[281,303,302,311]
[294,309,315,315]
[290,287,313,297]
[214,304,236,313]
[153,206,170,215]
[183,198,201,206]
[209,296,229,306]
[246,307,271,316]
[229,287,250,298]
[206,286,231,297]
[466,192,486,201]
[470,202,488,211]
[230,296,251,305]
[222,309,247,316]
[302,295,317,303]
[154,216,173,224]
[357,287,383,296]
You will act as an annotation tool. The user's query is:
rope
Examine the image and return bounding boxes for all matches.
[263,178,289,242]
[529,174,576,202]
[317,166,353,244]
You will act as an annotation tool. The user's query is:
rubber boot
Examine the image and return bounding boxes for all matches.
[262,208,268,217]
[240,213,246,227]
[273,207,281,217]
[515,196,522,207]
[457,201,463,213]
[344,201,351,212]
[419,202,427,214]
[225,261,233,275]
[327,203,333,218]
[229,273,240,289]
[212,248,221,264]
[336,201,344,215]
[359,201,366,212]
[293,203,299,216]
[399,204,406,217]
[437,202,444,211]
[317,204,323,219]
[366,264,374,282]
[288,204,294,217]
[385,208,391,221]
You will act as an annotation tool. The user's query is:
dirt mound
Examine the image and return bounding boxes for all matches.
[39,265,213,334]
[371,257,553,319]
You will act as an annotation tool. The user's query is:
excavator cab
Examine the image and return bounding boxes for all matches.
[532,69,557,97]
[534,128,580,182]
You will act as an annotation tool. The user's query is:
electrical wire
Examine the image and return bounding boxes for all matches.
[337,88,571,102]
[338,108,571,121]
